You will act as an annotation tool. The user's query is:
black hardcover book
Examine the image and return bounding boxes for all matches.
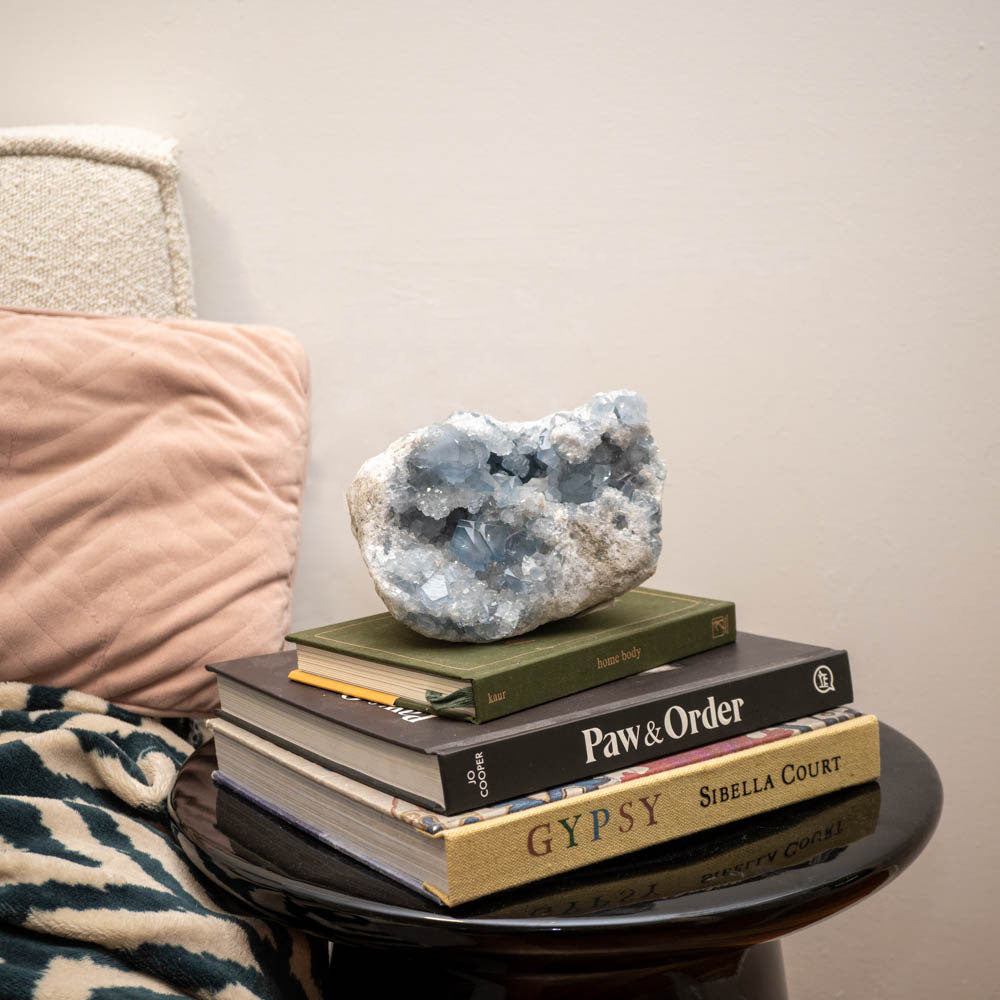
[209,632,853,814]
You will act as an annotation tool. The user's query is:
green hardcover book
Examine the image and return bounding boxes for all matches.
[285,587,735,723]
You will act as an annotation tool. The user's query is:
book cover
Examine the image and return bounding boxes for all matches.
[211,632,853,813]
[211,709,881,906]
[286,586,736,723]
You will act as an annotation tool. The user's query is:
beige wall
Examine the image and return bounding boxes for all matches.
[4,2,997,994]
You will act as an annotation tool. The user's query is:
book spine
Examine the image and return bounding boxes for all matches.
[436,714,881,906]
[470,599,736,722]
[439,650,851,812]
[488,783,882,918]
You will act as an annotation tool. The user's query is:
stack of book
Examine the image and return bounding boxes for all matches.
[209,587,881,906]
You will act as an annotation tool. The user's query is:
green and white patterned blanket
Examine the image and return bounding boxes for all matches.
[0,683,326,1000]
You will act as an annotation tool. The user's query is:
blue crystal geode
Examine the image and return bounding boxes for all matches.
[347,390,665,642]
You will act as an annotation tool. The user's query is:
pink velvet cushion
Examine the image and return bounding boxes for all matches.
[0,308,310,716]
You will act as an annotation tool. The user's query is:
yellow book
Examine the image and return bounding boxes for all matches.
[486,781,881,918]
[210,711,881,907]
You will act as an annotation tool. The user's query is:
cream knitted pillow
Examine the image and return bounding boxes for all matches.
[0,125,196,318]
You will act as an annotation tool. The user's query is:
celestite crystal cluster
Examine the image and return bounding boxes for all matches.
[347,390,665,642]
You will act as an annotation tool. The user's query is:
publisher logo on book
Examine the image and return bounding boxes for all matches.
[711,615,730,639]
[813,665,836,694]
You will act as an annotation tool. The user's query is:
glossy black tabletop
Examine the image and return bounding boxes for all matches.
[169,723,939,966]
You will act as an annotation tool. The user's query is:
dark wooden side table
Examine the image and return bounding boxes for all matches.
[169,723,940,1000]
